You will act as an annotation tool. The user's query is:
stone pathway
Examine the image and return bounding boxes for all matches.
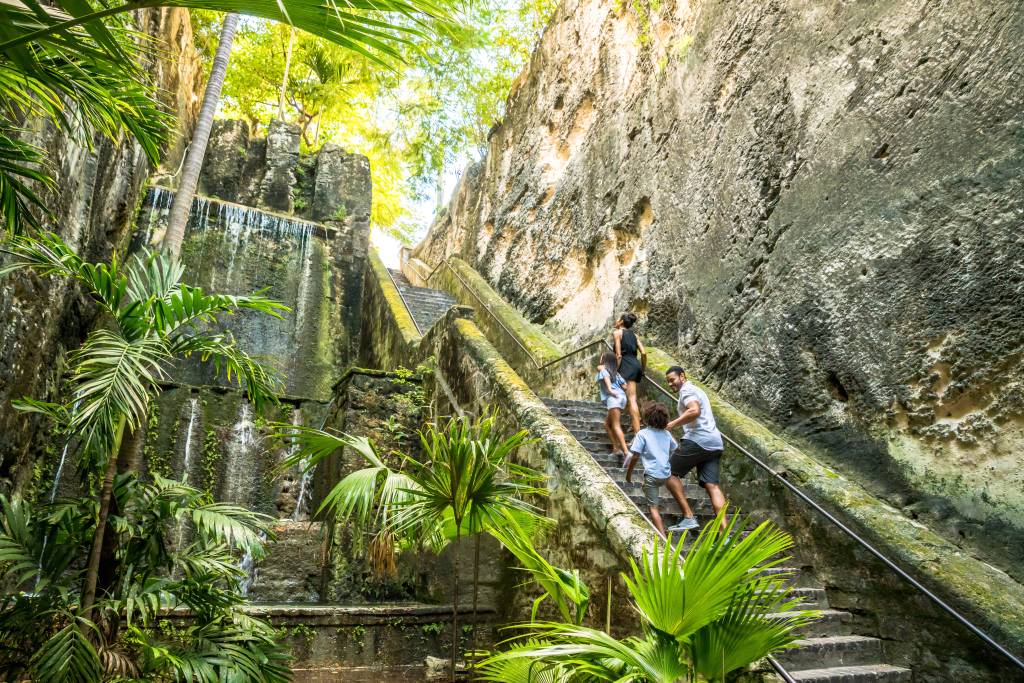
[388,268,457,333]
[542,397,912,683]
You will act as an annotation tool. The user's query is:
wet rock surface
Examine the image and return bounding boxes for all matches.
[0,9,202,496]
[413,0,1024,579]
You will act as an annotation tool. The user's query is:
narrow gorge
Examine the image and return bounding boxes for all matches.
[0,1,1021,681]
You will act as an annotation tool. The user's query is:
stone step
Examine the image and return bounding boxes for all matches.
[626,492,715,516]
[776,636,882,670]
[387,268,412,285]
[602,466,708,493]
[613,478,709,499]
[779,609,854,638]
[402,293,456,306]
[544,405,611,419]
[784,587,829,609]
[786,664,912,682]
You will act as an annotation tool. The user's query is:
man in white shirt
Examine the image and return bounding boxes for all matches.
[665,365,729,531]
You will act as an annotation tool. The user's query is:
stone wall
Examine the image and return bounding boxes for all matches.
[412,0,1024,583]
[195,122,373,364]
[0,9,202,495]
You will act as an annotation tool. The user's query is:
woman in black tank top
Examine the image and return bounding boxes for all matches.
[613,312,647,434]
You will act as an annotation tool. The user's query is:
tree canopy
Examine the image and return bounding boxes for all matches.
[201,0,558,241]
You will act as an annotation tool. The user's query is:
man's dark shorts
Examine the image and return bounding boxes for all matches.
[670,440,723,488]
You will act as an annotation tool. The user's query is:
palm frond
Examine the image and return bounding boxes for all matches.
[69,328,169,432]
[168,333,282,411]
[486,510,587,626]
[187,503,273,558]
[0,495,43,590]
[688,576,817,681]
[0,127,52,232]
[0,231,127,316]
[483,623,685,683]
[0,0,458,65]
[29,618,102,683]
[475,639,574,682]
[100,573,175,627]
[625,511,792,641]
[270,424,359,473]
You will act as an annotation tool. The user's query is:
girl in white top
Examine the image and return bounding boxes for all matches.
[596,351,630,461]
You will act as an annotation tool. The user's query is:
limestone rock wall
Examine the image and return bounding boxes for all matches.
[413,0,1024,578]
[0,9,202,495]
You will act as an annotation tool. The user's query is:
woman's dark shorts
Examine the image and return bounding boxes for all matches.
[670,440,722,488]
[618,355,644,383]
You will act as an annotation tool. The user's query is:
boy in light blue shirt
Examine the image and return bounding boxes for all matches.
[625,402,700,535]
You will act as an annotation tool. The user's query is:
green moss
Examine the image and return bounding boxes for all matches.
[146,400,172,479]
[420,622,443,637]
[199,428,221,493]
[434,257,562,368]
[369,250,420,343]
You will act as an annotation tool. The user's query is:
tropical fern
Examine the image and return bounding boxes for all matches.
[479,510,818,683]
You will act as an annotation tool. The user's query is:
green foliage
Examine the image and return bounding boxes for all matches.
[0,0,460,234]
[486,511,587,626]
[1,233,286,424]
[0,478,288,681]
[208,0,557,241]
[0,237,290,680]
[477,512,818,683]
[200,428,222,493]
[0,11,170,232]
[421,621,444,636]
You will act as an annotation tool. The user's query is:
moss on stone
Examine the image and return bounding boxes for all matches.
[370,250,421,344]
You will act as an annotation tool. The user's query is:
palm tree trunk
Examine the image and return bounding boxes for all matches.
[451,527,460,682]
[163,12,240,261]
[470,533,481,669]
[278,27,295,120]
[80,417,127,621]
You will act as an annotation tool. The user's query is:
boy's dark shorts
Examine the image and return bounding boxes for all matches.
[670,440,723,488]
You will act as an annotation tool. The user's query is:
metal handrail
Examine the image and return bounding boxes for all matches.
[407,257,1024,671]
[424,258,551,366]
[422,258,617,371]
[638,374,1024,672]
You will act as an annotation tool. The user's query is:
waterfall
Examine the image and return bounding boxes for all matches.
[140,186,174,247]
[37,400,80,590]
[221,403,259,508]
[288,408,312,522]
[170,398,201,579]
[292,221,316,341]
[179,397,200,484]
[48,443,70,504]
[238,530,268,597]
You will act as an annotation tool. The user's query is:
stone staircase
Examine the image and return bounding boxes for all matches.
[542,398,912,683]
[387,268,457,333]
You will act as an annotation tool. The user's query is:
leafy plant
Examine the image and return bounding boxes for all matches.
[0,0,460,234]
[275,412,546,680]
[0,234,288,679]
[477,512,818,683]
[0,476,290,681]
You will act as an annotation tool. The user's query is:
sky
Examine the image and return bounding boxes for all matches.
[372,161,464,267]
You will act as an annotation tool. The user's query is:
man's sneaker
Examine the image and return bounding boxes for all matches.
[667,517,700,532]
